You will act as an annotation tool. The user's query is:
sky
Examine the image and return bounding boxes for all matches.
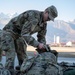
[0,0,75,22]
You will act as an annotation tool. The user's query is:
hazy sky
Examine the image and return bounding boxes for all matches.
[0,0,75,22]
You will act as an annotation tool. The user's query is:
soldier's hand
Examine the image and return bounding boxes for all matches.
[38,43,45,49]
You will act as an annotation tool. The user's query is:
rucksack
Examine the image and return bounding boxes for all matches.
[23,52,63,75]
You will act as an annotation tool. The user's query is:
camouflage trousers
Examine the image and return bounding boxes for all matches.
[0,30,27,71]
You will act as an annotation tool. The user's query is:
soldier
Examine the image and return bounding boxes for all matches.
[1,5,58,75]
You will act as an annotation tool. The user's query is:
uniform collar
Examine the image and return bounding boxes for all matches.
[39,12,46,27]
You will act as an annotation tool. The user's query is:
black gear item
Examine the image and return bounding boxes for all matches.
[36,45,51,54]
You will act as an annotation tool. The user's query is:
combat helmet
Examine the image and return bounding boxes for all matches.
[45,5,58,21]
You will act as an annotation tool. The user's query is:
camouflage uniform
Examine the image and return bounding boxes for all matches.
[0,30,3,61]
[2,10,47,72]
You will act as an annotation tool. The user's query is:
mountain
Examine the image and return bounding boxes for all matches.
[0,12,10,19]
[0,12,75,43]
[12,13,18,18]
[0,12,18,29]
[68,20,75,30]
[46,20,75,43]
[0,13,11,29]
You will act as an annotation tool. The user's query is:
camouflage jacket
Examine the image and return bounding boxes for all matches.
[3,10,47,47]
